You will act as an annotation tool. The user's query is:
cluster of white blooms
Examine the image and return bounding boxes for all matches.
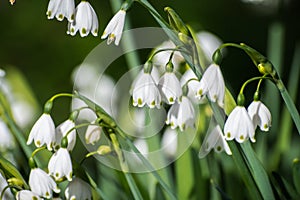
[46,0,127,44]
[131,35,273,157]
[23,109,94,199]
[224,97,271,143]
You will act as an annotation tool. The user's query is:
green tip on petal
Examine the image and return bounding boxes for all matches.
[138,98,143,106]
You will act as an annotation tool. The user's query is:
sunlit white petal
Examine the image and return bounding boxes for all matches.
[224,106,255,143]
[101,10,126,45]
[132,72,161,108]
[46,0,75,22]
[29,168,60,199]
[56,119,76,151]
[67,1,98,37]
[48,148,73,181]
[196,64,225,107]
[166,96,195,131]
[248,100,272,131]
[158,72,182,104]
[27,113,56,151]
[65,177,92,200]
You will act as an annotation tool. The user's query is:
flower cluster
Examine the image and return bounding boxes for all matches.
[131,37,273,157]
[46,0,127,44]
[22,106,94,199]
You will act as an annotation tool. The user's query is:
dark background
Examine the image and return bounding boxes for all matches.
[0,0,299,120]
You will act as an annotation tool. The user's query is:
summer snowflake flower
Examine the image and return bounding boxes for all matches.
[101,10,126,45]
[67,1,99,37]
[247,100,272,131]
[166,96,195,131]
[196,63,225,107]
[46,0,75,22]
[29,168,60,199]
[56,119,76,151]
[224,106,255,143]
[27,113,56,151]
[48,148,73,181]
[132,72,161,108]
[16,190,42,200]
[65,177,92,200]
[85,124,102,145]
[199,124,231,158]
[158,72,182,104]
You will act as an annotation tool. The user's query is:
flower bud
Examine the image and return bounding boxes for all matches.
[237,93,245,106]
[164,7,189,36]
[97,145,112,155]
[212,49,223,65]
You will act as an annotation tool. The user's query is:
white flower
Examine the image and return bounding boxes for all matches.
[101,10,126,45]
[166,96,195,131]
[224,106,255,143]
[158,72,182,104]
[48,148,73,181]
[46,0,75,22]
[0,120,15,150]
[132,72,161,108]
[29,168,60,199]
[248,100,272,131]
[56,119,77,151]
[180,69,202,103]
[27,113,56,151]
[199,124,231,158]
[196,63,225,107]
[65,177,92,200]
[16,190,43,200]
[85,124,101,145]
[67,1,98,37]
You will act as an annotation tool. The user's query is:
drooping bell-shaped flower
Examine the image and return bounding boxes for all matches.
[101,10,126,45]
[85,124,102,145]
[199,124,231,158]
[65,177,92,200]
[196,63,225,107]
[46,0,75,22]
[247,100,272,131]
[48,147,73,181]
[166,96,195,131]
[27,113,56,151]
[132,72,161,108]
[29,168,60,199]
[16,190,42,200]
[158,71,182,104]
[224,106,255,143]
[67,1,98,37]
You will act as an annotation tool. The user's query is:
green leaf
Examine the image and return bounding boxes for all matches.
[0,155,29,189]
[293,159,300,194]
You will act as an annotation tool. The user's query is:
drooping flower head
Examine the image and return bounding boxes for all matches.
[101,10,126,45]
[224,106,255,143]
[199,124,232,158]
[65,177,92,200]
[27,113,56,151]
[247,100,272,131]
[46,0,75,22]
[48,147,73,181]
[67,1,99,37]
[132,70,162,109]
[29,168,60,199]
[166,96,195,131]
[16,190,43,200]
[196,63,225,107]
[85,124,102,145]
[158,71,182,104]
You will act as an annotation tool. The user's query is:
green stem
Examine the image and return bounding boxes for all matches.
[48,93,74,102]
[110,133,143,200]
